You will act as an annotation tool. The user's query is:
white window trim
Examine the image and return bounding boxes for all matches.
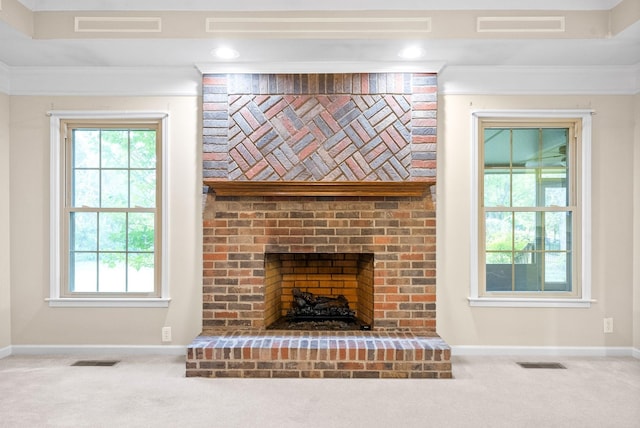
[469,109,593,308]
[47,111,170,308]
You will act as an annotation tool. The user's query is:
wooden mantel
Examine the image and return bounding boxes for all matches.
[204,180,434,197]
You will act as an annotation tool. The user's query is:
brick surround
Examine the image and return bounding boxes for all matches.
[201,193,437,332]
[187,73,451,379]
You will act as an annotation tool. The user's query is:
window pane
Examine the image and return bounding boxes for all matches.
[545,212,569,250]
[71,212,97,251]
[130,170,156,207]
[514,261,542,291]
[70,252,97,292]
[484,171,510,207]
[512,129,539,166]
[545,252,567,283]
[513,211,542,292]
[542,171,568,206]
[101,130,129,168]
[128,253,155,292]
[73,169,99,207]
[486,251,512,264]
[128,213,155,252]
[514,211,538,251]
[98,253,126,292]
[484,129,510,167]
[541,128,567,166]
[99,212,127,251]
[485,212,512,251]
[512,170,536,207]
[101,170,129,207]
[130,130,156,168]
[73,130,100,168]
[486,254,512,291]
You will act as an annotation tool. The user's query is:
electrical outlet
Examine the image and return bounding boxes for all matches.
[161,326,172,342]
[603,318,613,334]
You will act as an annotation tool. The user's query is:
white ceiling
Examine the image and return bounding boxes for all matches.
[14,0,626,12]
[1,0,638,72]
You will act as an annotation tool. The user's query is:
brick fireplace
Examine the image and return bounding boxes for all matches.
[186,73,451,378]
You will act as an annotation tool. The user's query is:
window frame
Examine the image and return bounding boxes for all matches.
[469,110,593,308]
[48,111,170,307]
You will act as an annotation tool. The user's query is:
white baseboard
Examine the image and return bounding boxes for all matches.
[451,345,637,358]
[10,345,187,356]
[4,344,639,360]
[0,346,11,359]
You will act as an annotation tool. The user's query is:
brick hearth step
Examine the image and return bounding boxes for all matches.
[186,331,452,379]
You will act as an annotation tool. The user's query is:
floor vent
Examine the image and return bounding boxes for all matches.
[517,362,566,369]
[71,360,120,367]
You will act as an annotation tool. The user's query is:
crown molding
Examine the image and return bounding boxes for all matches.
[439,64,640,95]
[0,62,9,94]
[7,65,201,96]
[196,61,446,75]
[3,63,639,96]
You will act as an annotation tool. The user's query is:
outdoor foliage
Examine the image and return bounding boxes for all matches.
[69,127,157,291]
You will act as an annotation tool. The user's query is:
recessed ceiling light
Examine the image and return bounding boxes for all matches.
[212,47,240,60]
[398,46,424,60]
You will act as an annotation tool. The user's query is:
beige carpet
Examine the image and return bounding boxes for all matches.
[0,353,638,427]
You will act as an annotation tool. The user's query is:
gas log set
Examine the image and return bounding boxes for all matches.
[266,288,371,331]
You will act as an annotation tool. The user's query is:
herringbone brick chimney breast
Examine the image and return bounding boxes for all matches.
[203,73,436,181]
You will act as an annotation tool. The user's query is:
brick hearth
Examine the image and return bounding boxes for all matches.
[187,331,451,379]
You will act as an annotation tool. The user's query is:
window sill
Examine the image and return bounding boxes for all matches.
[468,297,595,308]
[46,298,171,308]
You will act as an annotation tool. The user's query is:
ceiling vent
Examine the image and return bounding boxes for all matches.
[75,16,162,33]
[205,14,431,36]
[477,16,565,33]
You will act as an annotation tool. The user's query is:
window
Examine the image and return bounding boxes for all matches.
[49,112,169,307]
[470,110,592,307]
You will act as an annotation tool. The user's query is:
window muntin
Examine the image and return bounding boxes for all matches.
[63,122,161,297]
[479,120,579,297]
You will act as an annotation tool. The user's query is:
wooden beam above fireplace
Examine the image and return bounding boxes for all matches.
[204,180,434,197]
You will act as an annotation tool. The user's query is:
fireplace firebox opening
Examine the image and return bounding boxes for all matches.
[264,253,374,330]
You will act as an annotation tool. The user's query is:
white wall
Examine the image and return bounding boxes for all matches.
[0,92,11,352]
[9,96,202,347]
[437,94,636,348]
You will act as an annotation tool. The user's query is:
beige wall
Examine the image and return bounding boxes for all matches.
[5,90,639,351]
[634,92,640,352]
[9,96,202,346]
[0,92,10,351]
[437,94,636,348]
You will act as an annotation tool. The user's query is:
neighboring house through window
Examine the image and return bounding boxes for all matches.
[48,112,169,307]
[470,110,592,307]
